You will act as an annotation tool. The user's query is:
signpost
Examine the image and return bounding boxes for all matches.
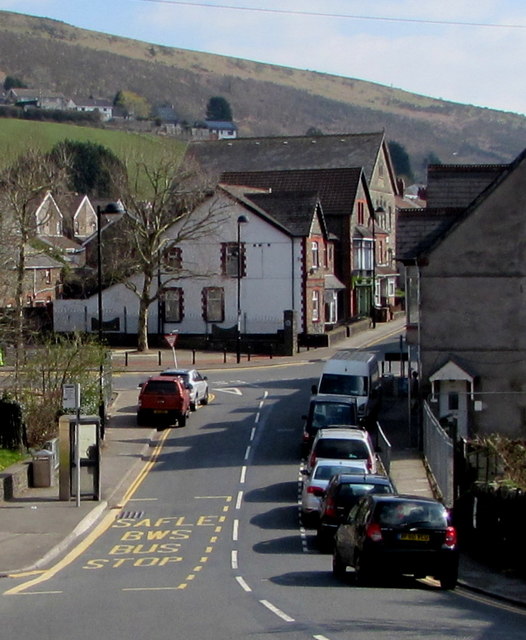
[164,331,178,366]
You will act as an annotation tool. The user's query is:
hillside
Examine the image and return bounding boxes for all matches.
[0,10,525,180]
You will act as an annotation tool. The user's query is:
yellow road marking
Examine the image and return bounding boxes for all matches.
[4,429,172,595]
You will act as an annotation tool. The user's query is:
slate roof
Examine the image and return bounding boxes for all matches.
[219,184,325,237]
[244,191,324,237]
[221,168,363,218]
[187,132,385,182]
[396,208,463,262]
[426,164,508,208]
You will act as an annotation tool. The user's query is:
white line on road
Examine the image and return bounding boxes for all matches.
[231,550,238,570]
[236,576,252,592]
[236,491,243,509]
[259,600,295,622]
[244,445,251,460]
[233,519,239,541]
[240,466,247,484]
[250,427,256,441]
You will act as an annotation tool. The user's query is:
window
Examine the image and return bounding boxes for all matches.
[202,287,224,323]
[163,246,182,270]
[45,269,52,284]
[163,288,184,322]
[311,241,319,269]
[312,289,320,322]
[222,243,245,277]
[448,392,459,411]
[357,201,365,225]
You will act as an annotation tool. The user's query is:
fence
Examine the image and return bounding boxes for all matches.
[422,400,454,506]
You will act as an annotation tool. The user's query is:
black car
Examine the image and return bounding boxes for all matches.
[301,394,358,453]
[333,494,459,589]
[317,473,396,550]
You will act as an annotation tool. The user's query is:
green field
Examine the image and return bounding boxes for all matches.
[0,118,187,170]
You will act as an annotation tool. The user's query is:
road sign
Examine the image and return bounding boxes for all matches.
[164,333,178,348]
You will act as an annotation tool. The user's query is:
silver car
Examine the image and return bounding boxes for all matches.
[300,459,368,526]
[160,368,209,411]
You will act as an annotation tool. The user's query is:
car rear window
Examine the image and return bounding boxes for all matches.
[315,438,369,460]
[143,381,180,395]
[337,483,390,502]
[376,501,448,528]
[311,402,357,429]
[314,464,364,480]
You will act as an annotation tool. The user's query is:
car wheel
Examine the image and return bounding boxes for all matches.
[332,549,347,579]
[201,390,209,405]
[178,413,187,428]
[136,410,146,426]
[438,568,458,590]
[190,401,197,412]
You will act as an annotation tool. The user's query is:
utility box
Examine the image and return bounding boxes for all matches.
[32,449,54,488]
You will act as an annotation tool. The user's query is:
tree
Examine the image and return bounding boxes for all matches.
[206,96,233,121]
[3,76,27,91]
[0,149,67,388]
[388,140,414,182]
[50,140,126,198]
[113,90,151,119]
[107,154,228,351]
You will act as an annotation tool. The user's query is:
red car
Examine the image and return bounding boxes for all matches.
[137,375,191,427]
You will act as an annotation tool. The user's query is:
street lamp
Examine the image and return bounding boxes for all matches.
[236,214,249,363]
[96,201,125,436]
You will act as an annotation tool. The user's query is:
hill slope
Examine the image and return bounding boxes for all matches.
[0,10,525,180]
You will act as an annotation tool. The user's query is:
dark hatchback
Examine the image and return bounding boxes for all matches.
[301,394,358,453]
[317,473,396,550]
[333,494,459,589]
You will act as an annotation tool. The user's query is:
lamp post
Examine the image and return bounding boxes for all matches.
[236,214,248,363]
[96,201,125,436]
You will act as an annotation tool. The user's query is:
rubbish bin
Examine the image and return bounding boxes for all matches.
[32,449,54,488]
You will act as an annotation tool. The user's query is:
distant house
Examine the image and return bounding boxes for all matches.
[5,88,74,110]
[397,152,525,438]
[73,98,114,121]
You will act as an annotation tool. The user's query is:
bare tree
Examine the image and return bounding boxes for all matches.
[108,154,228,351]
[0,148,67,388]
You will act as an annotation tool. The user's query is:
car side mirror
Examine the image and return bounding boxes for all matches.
[301,469,310,476]
[311,384,318,395]
[138,382,144,388]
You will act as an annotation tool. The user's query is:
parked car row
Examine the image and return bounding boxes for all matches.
[299,366,459,590]
[137,368,209,428]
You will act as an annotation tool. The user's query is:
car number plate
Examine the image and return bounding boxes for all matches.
[154,410,168,414]
[399,533,430,542]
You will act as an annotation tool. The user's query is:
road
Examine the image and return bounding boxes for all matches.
[1,343,525,639]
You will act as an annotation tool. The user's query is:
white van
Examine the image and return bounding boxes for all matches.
[314,350,382,423]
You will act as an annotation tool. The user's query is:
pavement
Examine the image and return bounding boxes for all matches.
[1,317,525,607]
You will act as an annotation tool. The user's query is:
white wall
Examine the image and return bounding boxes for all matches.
[54,192,305,336]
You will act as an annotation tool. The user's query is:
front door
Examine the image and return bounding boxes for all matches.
[438,380,468,438]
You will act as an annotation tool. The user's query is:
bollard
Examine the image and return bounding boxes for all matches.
[247,346,251,362]
[223,348,227,364]
[125,352,129,366]
[269,344,273,359]
[192,349,196,365]
[158,350,162,366]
